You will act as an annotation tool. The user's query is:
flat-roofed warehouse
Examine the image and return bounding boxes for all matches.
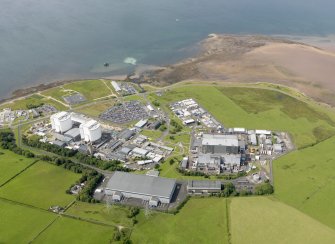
[105,171,176,204]
[201,134,239,154]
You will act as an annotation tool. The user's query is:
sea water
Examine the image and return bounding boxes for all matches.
[0,0,334,98]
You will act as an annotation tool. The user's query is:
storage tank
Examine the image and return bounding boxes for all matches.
[50,112,72,133]
[79,119,102,142]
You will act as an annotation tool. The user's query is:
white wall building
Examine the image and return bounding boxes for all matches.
[50,112,72,133]
[79,119,102,142]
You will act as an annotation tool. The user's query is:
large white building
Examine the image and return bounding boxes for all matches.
[79,119,102,142]
[50,112,72,133]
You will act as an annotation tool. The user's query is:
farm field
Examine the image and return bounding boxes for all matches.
[230,197,335,244]
[131,198,229,244]
[33,216,115,244]
[274,136,335,229]
[148,85,335,148]
[0,149,37,186]
[0,161,79,209]
[66,201,133,227]
[0,200,56,244]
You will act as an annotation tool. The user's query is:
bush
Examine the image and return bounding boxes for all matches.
[254,183,274,195]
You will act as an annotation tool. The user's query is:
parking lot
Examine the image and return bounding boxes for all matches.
[99,100,148,124]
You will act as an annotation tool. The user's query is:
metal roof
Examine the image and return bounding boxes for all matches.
[64,128,80,138]
[106,171,176,199]
[202,134,238,147]
[187,180,221,190]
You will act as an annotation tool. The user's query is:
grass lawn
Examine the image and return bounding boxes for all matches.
[148,85,335,148]
[0,94,66,111]
[34,216,115,244]
[66,201,133,227]
[42,80,113,103]
[131,198,229,244]
[74,100,115,117]
[64,80,112,100]
[274,136,335,229]
[0,200,56,244]
[141,129,162,141]
[0,149,37,186]
[0,161,80,209]
[230,197,335,244]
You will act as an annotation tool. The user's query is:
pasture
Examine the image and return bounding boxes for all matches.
[0,200,56,244]
[66,201,133,227]
[131,198,229,244]
[33,216,115,244]
[0,149,36,186]
[230,197,335,244]
[0,161,79,209]
[274,136,335,229]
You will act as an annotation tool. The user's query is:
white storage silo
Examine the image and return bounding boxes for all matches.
[50,111,72,133]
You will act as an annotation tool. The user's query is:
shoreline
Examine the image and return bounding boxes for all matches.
[2,33,335,107]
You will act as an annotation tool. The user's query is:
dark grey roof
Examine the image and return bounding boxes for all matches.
[64,128,80,138]
[118,129,135,140]
[52,140,66,147]
[107,171,176,199]
[187,180,221,190]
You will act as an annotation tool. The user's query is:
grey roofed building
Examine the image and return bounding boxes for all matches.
[64,128,81,140]
[118,129,135,140]
[52,140,66,147]
[120,147,132,155]
[202,134,239,147]
[105,171,176,203]
[273,144,283,153]
[187,180,221,194]
[150,120,162,130]
[132,147,148,156]
[222,154,241,166]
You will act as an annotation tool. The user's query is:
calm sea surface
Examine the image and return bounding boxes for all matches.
[0,0,334,98]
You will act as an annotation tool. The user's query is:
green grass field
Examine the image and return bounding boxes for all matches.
[0,200,56,244]
[33,216,115,244]
[41,79,114,103]
[148,85,335,148]
[74,100,115,117]
[140,129,162,141]
[230,197,335,244]
[274,136,335,229]
[132,198,229,244]
[0,94,66,111]
[66,201,133,227]
[0,161,79,209]
[0,149,37,186]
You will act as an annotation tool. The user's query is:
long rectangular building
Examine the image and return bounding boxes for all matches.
[105,171,176,204]
[187,180,221,194]
[201,134,239,154]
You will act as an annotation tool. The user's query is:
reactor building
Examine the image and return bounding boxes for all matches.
[79,119,102,142]
[50,112,102,143]
[50,111,72,133]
